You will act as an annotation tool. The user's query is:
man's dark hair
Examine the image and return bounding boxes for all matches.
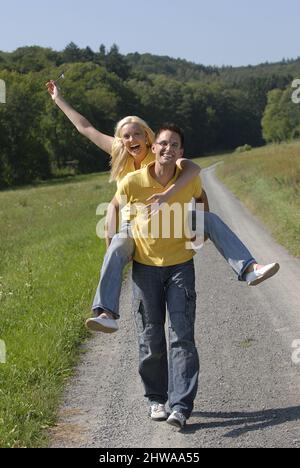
[155,123,185,148]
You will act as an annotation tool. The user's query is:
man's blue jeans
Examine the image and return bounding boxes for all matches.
[132,259,198,419]
[92,212,256,318]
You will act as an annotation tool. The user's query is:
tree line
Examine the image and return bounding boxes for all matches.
[0,43,299,188]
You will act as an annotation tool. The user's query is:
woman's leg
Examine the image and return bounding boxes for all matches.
[191,211,279,283]
[92,227,134,319]
[203,212,256,280]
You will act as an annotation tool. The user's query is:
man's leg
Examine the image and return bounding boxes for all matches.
[165,260,199,422]
[132,262,168,409]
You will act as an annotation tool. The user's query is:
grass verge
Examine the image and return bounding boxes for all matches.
[215,142,300,258]
[0,171,115,447]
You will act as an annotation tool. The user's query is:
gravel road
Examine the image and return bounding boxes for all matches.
[50,164,300,448]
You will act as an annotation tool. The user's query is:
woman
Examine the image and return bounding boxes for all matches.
[46,80,280,334]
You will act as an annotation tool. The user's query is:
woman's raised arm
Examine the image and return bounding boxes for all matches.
[46,80,114,155]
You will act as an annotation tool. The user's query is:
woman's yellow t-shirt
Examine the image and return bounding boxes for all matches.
[116,151,155,188]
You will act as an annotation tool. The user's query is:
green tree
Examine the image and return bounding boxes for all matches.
[62,42,82,63]
[0,71,51,187]
[262,87,300,143]
[105,44,131,80]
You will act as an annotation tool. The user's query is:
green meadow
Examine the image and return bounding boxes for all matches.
[0,141,299,447]
[215,141,300,258]
[0,172,115,447]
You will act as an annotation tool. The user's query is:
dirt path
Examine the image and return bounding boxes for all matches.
[50,165,300,448]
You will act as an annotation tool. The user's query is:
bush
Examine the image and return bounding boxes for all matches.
[235,144,252,153]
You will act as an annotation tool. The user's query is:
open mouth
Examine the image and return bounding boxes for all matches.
[130,144,141,152]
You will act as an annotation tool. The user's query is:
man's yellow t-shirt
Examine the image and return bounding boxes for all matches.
[116,162,202,267]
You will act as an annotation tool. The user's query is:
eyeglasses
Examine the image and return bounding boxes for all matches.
[155,140,181,150]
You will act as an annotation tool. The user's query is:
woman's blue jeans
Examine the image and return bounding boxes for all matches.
[92,212,256,318]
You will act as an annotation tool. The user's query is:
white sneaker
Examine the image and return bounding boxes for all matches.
[167,411,186,429]
[85,316,119,334]
[246,263,280,286]
[149,403,168,421]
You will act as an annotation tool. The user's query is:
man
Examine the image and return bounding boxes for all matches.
[90,123,279,427]
[115,123,203,428]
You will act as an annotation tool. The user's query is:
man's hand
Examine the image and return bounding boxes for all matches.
[198,189,210,213]
[105,235,112,251]
[195,189,210,242]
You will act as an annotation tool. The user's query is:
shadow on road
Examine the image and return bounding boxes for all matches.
[183,406,300,438]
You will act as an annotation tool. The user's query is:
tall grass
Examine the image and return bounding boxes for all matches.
[0,172,115,447]
[216,142,300,258]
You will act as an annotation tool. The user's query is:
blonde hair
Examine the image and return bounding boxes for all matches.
[109,116,155,183]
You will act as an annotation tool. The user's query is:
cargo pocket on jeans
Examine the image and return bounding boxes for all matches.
[185,289,196,327]
[133,300,146,335]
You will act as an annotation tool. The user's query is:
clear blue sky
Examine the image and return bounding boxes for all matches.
[0,0,299,67]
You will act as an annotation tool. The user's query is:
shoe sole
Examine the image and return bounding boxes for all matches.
[85,319,118,334]
[248,263,280,286]
[150,415,168,422]
[149,410,168,422]
[166,417,185,429]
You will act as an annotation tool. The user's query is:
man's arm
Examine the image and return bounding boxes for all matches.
[105,196,120,249]
[195,188,210,212]
[194,189,209,242]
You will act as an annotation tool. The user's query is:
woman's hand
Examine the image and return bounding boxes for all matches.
[46,80,60,101]
[146,191,170,216]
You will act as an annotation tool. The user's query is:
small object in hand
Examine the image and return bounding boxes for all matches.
[56,72,65,83]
